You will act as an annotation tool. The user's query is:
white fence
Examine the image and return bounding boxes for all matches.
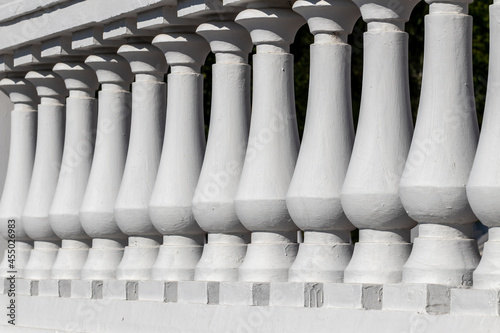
[0,0,499,332]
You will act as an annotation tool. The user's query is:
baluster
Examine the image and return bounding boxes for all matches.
[234,3,305,282]
[79,53,133,279]
[22,71,66,280]
[193,20,252,281]
[50,63,98,279]
[286,0,360,282]
[341,0,419,284]
[0,77,37,278]
[400,0,480,287]
[467,0,500,290]
[114,44,167,280]
[149,25,210,281]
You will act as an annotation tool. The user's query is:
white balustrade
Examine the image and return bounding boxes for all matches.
[0,77,38,279]
[0,0,499,329]
[79,53,133,280]
[50,62,98,279]
[192,20,252,282]
[400,0,480,287]
[467,1,500,289]
[286,0,359,282]
[22,71,67,280]
[149,24,210,281]
[341,0,419,284]
[114,43,167,280]
[234,2,305,282]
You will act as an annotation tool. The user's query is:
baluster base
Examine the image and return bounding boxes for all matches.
[344,229,412,284]
[116,236,161,280]
[472,227,500,289]
[81,238,126,280]
[289,231,353,283]
[195,233,249,282]
[51,239,90,279]
[0,240,33,278]
[151,235,204,281]
[24,240,59,280]
[402,224,480,287]
[238,232,298,283]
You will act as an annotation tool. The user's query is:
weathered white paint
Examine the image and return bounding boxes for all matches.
[286,0,359,283]
[192,21,252,282]
[22,71,66,280]
[0,0,176,52]
[400,0,480,287]
[0,0,499,329]
[0,91,11,197]
[0,77,37,278]
[0,0,70,23]
[79,54,133,280]
[341,0,418,284]
[467,2,500,290]
[234,4,305,282]
[149,24,209,281]
[50,62,98,279]
[114,43,167,280]
[2,292,500,332]
[0,91,11,265]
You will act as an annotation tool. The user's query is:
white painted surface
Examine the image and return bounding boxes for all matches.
[0,0,70,23]
[286,0,359,283]
[234,5,305,282]
[0,0,175,51]
[114,43,167,281]
[0,91,12,264]
[400,0,480,287]
[79,54,133,280]
[49,62,98,279]
[0,78,37,278]
[149,28,209,281]
[467,2,500,290]
[0,0,497,330]
[341,0,418,284]
[22,71,66,280]
[193,20,252,282]
[1,293,500,332]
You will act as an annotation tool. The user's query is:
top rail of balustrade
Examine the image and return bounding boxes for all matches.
[0,0,177,53]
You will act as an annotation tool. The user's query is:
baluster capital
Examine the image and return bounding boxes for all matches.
[52,62,99,94]
[235,7,305,53]
[117,43,168,78]
[196,21,253,63]
[353,0,420,30]
[426,0,472,15]
[0,77,38,107]
[426,0,473,5]
[152,32,210,73]
[293,0,360,38]
[85,54,133,88]
[25,71,67,104]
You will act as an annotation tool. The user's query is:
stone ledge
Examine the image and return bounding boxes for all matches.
[103,280,138,301]
[451,288,500,317]
[323,283,383,310]
[270,282,323,307]
[38,279,59,297]
[137,280,166,302]
[0,0,176,53]
[1,294,499,332]
[71,280,102,299]
[383,284,451,314]
[219,282,270,306]
[17,279,38,296]
[177,281,220,305]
